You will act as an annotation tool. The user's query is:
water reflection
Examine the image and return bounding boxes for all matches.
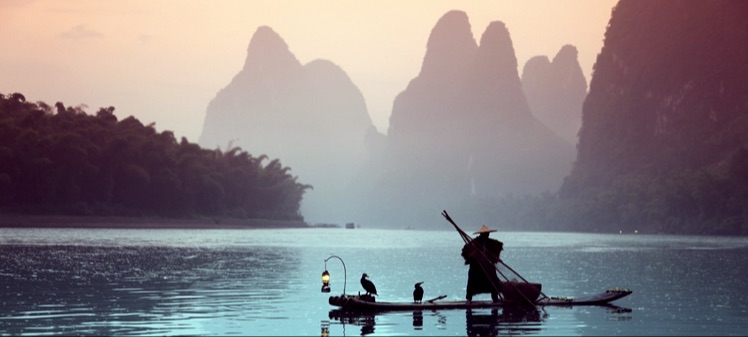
[0,244,300,335]
[412,310,423,329]
[320,320,330,337]
[328,309,377,336]
[466,306,544,336]
[328,306,548,336]
[605,304,633,321]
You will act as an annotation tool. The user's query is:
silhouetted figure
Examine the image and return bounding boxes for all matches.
[361,273,378,296]
[462,225,504,303]
[413,282,424,303]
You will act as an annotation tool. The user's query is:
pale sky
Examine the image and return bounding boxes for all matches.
[1,0,617,142]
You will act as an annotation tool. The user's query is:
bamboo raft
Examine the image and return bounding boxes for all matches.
[328,288,633,311]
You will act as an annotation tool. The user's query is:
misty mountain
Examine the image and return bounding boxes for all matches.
[557,0,748,235]
[199,26,373,224]
[521,45,588,146]
[352,11,575,228]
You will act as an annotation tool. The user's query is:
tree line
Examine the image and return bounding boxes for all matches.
[0,92,311,221]
[456,155,748,237]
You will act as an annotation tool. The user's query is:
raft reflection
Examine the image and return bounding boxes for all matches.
[326,304,632,336]
[327,305,547,336]
[328,309,376,336]
[466,306,544,337]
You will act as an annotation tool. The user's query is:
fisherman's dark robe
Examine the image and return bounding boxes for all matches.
[462,235,503,299]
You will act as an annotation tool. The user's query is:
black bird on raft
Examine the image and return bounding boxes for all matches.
[413,282,424,303]
[361,273,378,296]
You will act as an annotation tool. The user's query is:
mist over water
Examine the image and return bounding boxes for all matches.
[1,228,747,336]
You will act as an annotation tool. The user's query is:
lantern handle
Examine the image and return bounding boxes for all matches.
[324,255,347,295]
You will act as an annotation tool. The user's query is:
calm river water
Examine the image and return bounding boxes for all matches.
[1,227,747,336]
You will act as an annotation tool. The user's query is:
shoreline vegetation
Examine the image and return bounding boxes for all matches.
[0,214,311,229]
[0,93,312,227]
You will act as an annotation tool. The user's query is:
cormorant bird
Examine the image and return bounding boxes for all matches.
[360,273,378,296]
[413,282,424,303]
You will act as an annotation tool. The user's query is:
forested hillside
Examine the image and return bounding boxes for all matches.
[556,0,748,235]
[0,92,310,222]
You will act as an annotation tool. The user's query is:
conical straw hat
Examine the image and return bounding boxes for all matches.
[473,224,497,234]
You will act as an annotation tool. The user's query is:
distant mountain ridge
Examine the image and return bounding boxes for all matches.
[199,26,372,223]
[354,11,576,227]
[198,14,587,228]
[521,45,587,146]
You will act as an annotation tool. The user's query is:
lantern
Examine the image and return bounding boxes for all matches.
[321,255,347,294]
[321,270,331,293]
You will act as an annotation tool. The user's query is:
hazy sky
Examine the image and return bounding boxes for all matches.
[1,0,617,142]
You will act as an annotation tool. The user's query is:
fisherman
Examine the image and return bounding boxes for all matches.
[462,224,503,303]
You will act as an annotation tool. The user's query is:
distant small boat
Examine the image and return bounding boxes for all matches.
[345,223,355,229]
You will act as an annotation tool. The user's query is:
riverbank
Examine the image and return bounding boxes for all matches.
[0,214,309,229]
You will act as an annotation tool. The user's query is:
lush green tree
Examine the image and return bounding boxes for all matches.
[0,92,311,223]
